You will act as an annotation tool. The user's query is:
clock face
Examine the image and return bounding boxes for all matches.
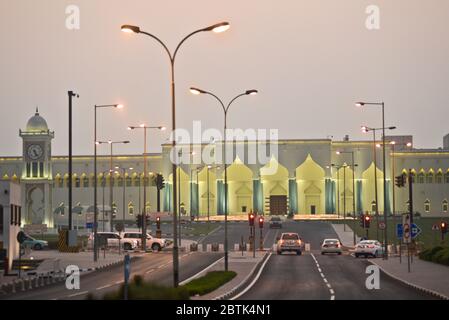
[27,144,43,160]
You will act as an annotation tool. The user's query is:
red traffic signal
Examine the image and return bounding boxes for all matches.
[364,215,371,229]
[258,217,264,228]
[441,221,448,234]
[249,213,255,227]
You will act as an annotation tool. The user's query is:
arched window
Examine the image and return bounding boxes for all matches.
[371,200,377,213]
[74,175,80,188]
[117,174,124,187]
[145,202,151,214]
[126,175,132,187]
[445,171,449,184]
[128,202,134,215]
[436,171,443,184]
[82,175,89,188]
[406,200,411,212]
[426,171,434,184]
[424,199,430,213]
[443,200,448,213]
[417,172,425,184]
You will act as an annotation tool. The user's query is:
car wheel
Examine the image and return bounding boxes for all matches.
[152,243,161,252]
[277,251,282,255]
[355,253,359,258]
[374,250,379,258]
[297,250,302,256]
[124,243,132,251]
[338,252,342,255]
[34,243,42,251]
[321,252,325,255]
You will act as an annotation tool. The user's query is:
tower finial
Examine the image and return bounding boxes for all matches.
[35,106,39,115]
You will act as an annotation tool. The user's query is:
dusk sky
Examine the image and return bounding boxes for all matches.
[1,0,449,156]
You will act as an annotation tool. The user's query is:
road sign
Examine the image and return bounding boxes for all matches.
[378,222,386,230]
[396,223,422,240]
[402,214,411,244]
[432,224,440,231]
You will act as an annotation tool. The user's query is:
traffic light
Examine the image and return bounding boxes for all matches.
[359,214,365,227]
[156,174,165,190]
[395,174,406,188]
[249,213,255,227]
[112,203,117,218]
[258,217,264,229]
[364,215,371,229]
[156,216,161,230]
[441,221,448,234]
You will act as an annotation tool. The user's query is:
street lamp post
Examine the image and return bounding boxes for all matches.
[358,101,394,259]
[361,125,396,255]
[330,164,342,219]
[68,91,79,235]
[128,125,165,252]
[336,151,358,245]
[93,103,123,261]
[190,87,258,271]
[97,140,130,232]
[122,21,230,287]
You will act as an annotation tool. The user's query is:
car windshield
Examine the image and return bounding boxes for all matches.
[324,240,339,244]
[282,234,299,240]
[271,217,281,221]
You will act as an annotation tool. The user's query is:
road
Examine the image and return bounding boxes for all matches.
[238,220,438,300]
[2,251,222,300]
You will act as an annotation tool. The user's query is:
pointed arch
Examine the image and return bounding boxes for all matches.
[296,154,325,214]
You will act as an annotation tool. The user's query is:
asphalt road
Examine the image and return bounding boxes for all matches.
[2,251,222,300]
[238,220,438,300]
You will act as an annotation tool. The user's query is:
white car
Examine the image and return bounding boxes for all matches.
[88,232,139,251]
[122,232,168,252]
[277,233,302,255]
[354,240,384,258]
[321,239,342,255]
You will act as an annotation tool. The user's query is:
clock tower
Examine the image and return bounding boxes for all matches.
[19,108,55,227]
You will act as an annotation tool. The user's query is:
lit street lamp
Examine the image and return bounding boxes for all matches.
[93,103,123,261]
[121,21,230,287]
[96,140,130,232]
[190,87,258,271]
[128,125,165,251]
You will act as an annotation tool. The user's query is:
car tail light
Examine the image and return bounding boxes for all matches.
[367,245,375,248]
[279,240,284,245]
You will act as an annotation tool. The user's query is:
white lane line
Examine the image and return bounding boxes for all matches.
[145,269,155,274]
[311,253,336,301]
[115,280,124,285]
[67,291,88,298]
[231,253,272,301]
[179,256,224,286]
[96,284,113,290]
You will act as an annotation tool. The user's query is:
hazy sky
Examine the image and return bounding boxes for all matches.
[1,0,449,156]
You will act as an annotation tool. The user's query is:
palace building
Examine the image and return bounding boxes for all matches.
[0,110,448,229]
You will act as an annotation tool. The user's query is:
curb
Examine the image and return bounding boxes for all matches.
[0,257,128,297]
[368,260,449,300]
[212,252,270,300]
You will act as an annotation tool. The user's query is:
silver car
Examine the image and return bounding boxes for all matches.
[321,239,342,255]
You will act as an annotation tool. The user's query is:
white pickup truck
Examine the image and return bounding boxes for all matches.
[121,232,168,252]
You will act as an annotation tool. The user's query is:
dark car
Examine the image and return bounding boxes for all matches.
[269,216,283,229]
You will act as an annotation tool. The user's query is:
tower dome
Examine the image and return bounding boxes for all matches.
[26,107,48,132]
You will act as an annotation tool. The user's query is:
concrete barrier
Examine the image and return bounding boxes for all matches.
[206,244,212,252]
[305,243,311,252]
[219,244,224,252]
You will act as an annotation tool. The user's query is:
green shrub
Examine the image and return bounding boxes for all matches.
[183,271,237,296]
[103,281,190,300]
[432,247,449,266]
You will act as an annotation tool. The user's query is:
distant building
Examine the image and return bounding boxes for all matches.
[0,110,448,231]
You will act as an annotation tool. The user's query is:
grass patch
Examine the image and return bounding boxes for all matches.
[95,270,236,300]
[183,271,237,296]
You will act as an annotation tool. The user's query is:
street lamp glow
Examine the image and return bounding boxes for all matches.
[361,126,368,133]
[390,141,396,145]
[121,25,140,34]
[159,126,167,131]
[204,22,230,33]
[246,90,258,96]
[407,142,412,147]
[140,124,145,128]
[190,87,203,95]
[108,140,112,144]
[116,104,124,109]
[127,126,133,131]
[336,151,341,155]
[355,102,365,107]
[376,144,381,148]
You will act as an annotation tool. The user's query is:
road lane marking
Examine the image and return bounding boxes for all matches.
[96,284,113,290]
[115,280,124,285]
[145,269,155,274]
[179,256,225,286]
[231,253,272,300]
[311,253,336,301]
[67,291,88,298]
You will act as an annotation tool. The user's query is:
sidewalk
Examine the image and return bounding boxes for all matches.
[188,251,267,300]
[370,257,449,299]
[332,224,360,248]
